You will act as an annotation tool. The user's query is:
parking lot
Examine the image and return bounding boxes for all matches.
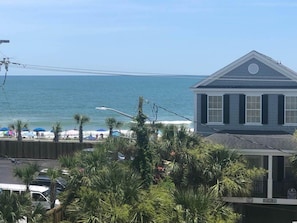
[0,158,59,184]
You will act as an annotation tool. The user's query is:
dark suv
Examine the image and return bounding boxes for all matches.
[30,176,67,193]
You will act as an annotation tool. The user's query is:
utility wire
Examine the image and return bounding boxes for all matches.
[7,61,297,82]
[10,62,195,77]
[3,59,297,155]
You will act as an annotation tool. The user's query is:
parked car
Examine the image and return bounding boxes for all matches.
[30,176,67,194]
[0,183,60,210]
[30,169,68,193]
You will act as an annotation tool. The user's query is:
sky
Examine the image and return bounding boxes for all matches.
[0,0,296,76]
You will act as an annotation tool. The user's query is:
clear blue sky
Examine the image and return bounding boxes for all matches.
[1,0,296,76]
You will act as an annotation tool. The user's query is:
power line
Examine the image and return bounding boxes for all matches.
[9,61,297,84]
[2,53,297,155]
[10,62,197,77]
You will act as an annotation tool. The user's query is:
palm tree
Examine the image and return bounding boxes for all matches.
[63,155,143,222]
[174,187,239,223]
[29,203,48,223]
[0,190,31,223]
[9,119,28,141]
[46,168,62,209]
[205,145,265,197]
[14,162,40,191]
[74,114,90,143]
[105,117,123,137]
[52,122,62,142]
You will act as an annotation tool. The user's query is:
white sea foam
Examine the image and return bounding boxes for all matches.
[153,120,192,125]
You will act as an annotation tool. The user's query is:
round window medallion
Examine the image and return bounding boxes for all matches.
[248,63,259,74]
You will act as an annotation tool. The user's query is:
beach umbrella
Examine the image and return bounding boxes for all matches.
[96,128,106,131]
[112,130,121,137]
[33,127,46,132]
[0,127,9,131]
[84,135,96,140]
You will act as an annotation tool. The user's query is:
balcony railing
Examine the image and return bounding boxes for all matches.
[250,180,297,199]
[251,180,267,197]
[273,180,297,198]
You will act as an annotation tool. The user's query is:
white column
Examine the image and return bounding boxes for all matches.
[267,155,273,198]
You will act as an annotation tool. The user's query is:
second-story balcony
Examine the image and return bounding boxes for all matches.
[250,180,297,199]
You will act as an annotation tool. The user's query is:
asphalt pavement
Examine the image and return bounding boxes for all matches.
[0,158,59,184]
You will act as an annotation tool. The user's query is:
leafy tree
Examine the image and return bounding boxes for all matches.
[28,203,48,223]
[132,180,178,223]
[13,162,40,191]
[61,146,143,223]
[190,143,265,197]
[56,97,265,223]
[0,191,31,223]
[9,119,28,141]
[105,117,123,137]
[0,191,48,223]
[52,122,62,142]
[74,114,90,143]
[174,187,239,223]
[59,154,80,170]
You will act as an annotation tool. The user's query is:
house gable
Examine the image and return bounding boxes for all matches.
[192,51,297,135]
[192,50,297,89]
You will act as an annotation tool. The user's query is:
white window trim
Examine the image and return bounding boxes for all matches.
[284,95,297,125]
[207,95,223,124]
[245,94,262,125]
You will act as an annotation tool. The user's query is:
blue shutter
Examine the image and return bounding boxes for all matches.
[262,94,268,124]
[239,94,245,124]
[201,94,207,124]
[278,95,284,125]
[223,94,230,124]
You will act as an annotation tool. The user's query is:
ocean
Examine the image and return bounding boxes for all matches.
[0,75,204,131]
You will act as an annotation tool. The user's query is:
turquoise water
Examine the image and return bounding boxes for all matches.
[0,75,204,131]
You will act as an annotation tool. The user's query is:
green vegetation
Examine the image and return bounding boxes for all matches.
[1,98,264,222]
[105,117,123,137]
[73,114,90,143]
[52,122,62,143]
[0,191,48,223]
[9,119,28,141]
[55,97,264,223]
[0,191,31,223]
[13,163,40,191]
[56,126,262,223]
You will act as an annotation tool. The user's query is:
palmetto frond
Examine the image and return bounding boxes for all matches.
[13,162,40,191]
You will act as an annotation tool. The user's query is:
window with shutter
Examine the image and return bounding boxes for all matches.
[285,96,297,124]
[208,95,223,123]
[246,95,261,124]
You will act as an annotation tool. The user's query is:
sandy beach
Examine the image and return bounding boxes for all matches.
[0,129,133,142]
